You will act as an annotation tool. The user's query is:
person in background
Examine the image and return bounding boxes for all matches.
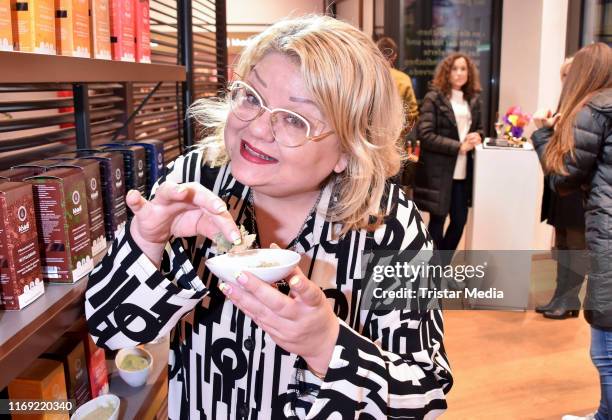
[376,36,419,131]
[85,15,452,419]
[532,42,611,420]
[536,56,589,320]
[414,52,483,259]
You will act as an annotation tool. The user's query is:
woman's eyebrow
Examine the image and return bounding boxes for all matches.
[289,96,317,107]
[251,69,267,88]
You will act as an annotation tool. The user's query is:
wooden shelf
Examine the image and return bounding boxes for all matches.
[0,51,186,83]
[0,252,106,390]
[107,339,169,420]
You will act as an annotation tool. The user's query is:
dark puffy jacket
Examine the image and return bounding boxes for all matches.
[414,89,483,216]
[532,88,612,329]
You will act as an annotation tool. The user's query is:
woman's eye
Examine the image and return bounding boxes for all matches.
[285,114,307,129]
[245,92,260,106]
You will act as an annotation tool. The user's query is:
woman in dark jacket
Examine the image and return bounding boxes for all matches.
[415,53,484,256]
[532,42,611,420]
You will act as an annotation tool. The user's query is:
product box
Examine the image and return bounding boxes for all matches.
[8,359,69,420]
[11,0,56,54]
[54,0,73,55]
[0,182,44,310]
[65,332,109,398]
[133,0,149,63]
[0,166,45,181]
[50,159,106,256]
[102,144,147,197]
[109,0,134,61]
[54,0,89,57]
[78,152,127,240]
[89,0,110,59]
[0,0,13,51]
[41,335,91,411]
[125,139,164,195]
[26,168,93,283]
[13,160,57,170]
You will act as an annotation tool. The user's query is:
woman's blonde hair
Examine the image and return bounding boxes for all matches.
[189,15,405,234]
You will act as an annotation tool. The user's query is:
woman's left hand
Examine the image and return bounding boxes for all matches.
[466,132,482,145]
[219,266,340,376]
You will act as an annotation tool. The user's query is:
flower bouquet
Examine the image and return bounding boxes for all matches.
[503,106,531,143]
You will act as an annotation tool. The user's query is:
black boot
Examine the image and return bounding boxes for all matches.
[543,262,585,320]
[536,260,567,313]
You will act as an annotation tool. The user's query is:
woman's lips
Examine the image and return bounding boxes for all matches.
[240,140,278,164]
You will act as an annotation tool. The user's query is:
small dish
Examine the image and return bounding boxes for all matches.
[70,394,120,420]
[114,347,152,388]
[205,248,300,284]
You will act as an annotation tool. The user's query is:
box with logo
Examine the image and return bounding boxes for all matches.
[54,0,90,57]
[77,151,127,240]
[0,182,44,310]
[41,335,91,411]
[89,0,111,59]
[50,159,106,256]
[8,358,69,420]
[125,139,164,195]
[102,144,147,197]
[0,0,13,51]
[26,168,93,283]
[11,0,56,54]
[133,0,150,63]
[0,166,45,181]
[109,0,134,61]
[65,332,109,398]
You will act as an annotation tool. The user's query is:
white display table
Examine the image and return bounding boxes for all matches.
[463,140,541,309]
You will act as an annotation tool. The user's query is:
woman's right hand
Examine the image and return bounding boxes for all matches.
[533,109,561,129]
[459,141,475,154]
[126,181,241,267]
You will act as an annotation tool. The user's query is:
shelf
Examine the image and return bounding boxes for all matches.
[0,252,106,390]
[0,51,186,83]
[107,339,169,420]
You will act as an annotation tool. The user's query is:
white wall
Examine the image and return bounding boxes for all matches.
[227,0,324,32]
[499,0,568,250]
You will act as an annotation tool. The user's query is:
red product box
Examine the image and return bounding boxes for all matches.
[109,0,134,61]
[133,0,149,63]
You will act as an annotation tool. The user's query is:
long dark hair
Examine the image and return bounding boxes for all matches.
[543,42,612,175]
[431,52,481,101]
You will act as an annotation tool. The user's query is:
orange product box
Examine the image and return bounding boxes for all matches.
[89,0,111,59]
[133,0,150,63]
[8,359,69,420]
[0,0,13,51]
[109,0,134,61]
[55,0,89,56]
[11,0,56,54]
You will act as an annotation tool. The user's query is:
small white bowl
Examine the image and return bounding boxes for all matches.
[70,394,120,420]
[205,248,301,284]
[114,347,152,388]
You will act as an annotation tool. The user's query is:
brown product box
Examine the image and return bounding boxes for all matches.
[79,152,127,240]
[11,0,56,54]
[50,159,106,256]
[109,0,134,61]
[8,359,69,420]
[0,0,13,51]
[65,332,109,398]
[133,0,149,63]
[26,168,94,283]
[41,335,91,411]
[102,144,146,197]
[89,0,110,59]
[71,0,89,56]
[0,166,45,181]
[0,182,44,310]
[13,160,58,170]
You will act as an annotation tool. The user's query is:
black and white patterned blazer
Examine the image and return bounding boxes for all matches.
[85,148,453,419]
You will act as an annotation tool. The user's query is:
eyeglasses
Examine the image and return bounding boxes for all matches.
[228,80,334,148]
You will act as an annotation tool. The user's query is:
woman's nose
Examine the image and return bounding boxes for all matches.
[247,111,275,142]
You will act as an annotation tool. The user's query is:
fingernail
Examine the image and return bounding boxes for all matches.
[215,201,227,212]
[289,276,300,286]
[235,272,248,285]
[231,231,242,245]
[270,242,280,249]
[218,282,232,295]
[127,190,138,200]
[177,185,187,193]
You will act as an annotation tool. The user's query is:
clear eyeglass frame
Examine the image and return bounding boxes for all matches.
[227,80,334,148]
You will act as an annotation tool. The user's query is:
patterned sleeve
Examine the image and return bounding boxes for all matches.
[289,195,452,419]
[85,151,210,350]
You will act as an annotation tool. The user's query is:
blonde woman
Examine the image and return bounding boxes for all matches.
[85,15,452,418]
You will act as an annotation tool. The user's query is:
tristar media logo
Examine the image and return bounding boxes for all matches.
[17,206,30,233]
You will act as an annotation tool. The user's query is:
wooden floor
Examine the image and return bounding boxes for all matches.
[442,258,600,419]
